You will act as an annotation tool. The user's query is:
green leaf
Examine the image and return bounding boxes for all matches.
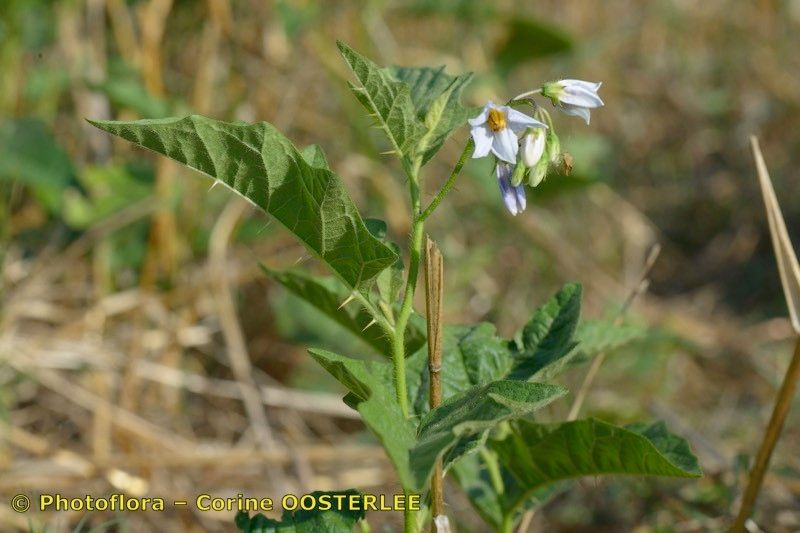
[307,349,417,490]
[492,418,702,513]
[362,217,405,312]
[410,380,567,488]
[363,218,387,240]
[234,490,364,532]
[299,143,330,170]
[89,115,397,291]
[390,66,476,163]
[337,41,426,164]
[508,283,582,380]
[375,241,404,306]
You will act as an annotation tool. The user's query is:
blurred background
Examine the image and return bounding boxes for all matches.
[2,0,800,531]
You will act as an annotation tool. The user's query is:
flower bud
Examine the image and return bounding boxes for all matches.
[528,154,549,188]
[520,129,546,169]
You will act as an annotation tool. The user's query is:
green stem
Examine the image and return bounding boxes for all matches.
[479,448,505,496]
[419,139,473,222]
[403,490,417,533]
[500,513,515,533]
[509,87,542,102]
[393,215,424,418]
[393,159,425,419]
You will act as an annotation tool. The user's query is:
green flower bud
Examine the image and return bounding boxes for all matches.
[510,156,528,186]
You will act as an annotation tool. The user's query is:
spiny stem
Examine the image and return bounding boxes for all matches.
[393,159,425,419]
[393,217,424,418]
[732,336,800,531]
[419,139,473,222]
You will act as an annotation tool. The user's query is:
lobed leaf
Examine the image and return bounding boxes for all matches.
[89,115,397,291]
[390,66,478,164]
[338,42,475,167]
[492,418,702,512]
[337,42,426,164]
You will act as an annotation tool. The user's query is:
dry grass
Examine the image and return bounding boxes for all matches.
[2,1,800,531]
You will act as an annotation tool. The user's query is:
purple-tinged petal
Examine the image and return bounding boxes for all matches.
[496,163,521,215]
[514,183,527,212]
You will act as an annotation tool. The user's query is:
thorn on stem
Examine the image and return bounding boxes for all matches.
[338,294,356,309]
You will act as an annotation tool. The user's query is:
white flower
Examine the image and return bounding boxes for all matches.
[469,101,546,164]
[496,162,526,216]
[520,129,546,168]
[542,79,604,125]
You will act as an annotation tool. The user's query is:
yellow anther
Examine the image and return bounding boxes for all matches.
[487,108,507,132]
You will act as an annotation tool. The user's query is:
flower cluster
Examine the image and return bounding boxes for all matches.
[469,79,603,215]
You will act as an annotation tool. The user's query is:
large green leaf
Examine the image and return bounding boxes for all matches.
[89,115,397,290]
[337,41,425,164]
[234,490,364,532]
[390,66,476,164]
[307,349,417,490]
[492,418,702,513]
[263,267,425,357]
[456,418,701,529]
[410,380,566,489]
